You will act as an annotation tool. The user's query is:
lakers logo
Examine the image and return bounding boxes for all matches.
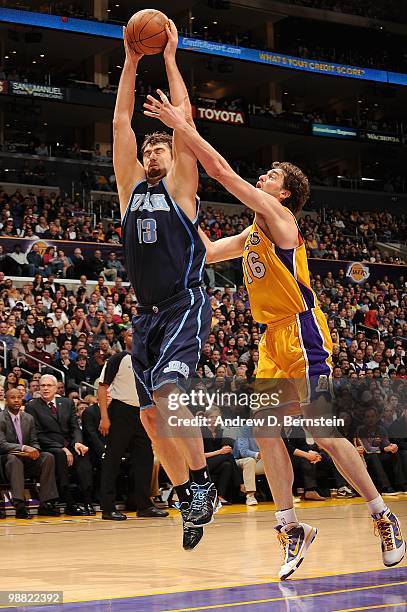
[30,240,49,256]
[346,262,370,283]
[250,231,261,246]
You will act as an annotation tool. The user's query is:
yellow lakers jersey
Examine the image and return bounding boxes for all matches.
[242,219,318,324]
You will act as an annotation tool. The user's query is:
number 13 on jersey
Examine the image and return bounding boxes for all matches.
[137,218,157,244]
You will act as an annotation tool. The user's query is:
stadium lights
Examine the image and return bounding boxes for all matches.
[361,177,376,181]
[32,60,37,64]
[4,55,9,59]
[213,21,218,24]
[40,54,45,58]
[12,50,16,54]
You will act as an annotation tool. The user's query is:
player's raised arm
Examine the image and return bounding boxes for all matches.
[143,93,297,248]
[199,227,251,264]
[162,21,198,213]
[113,27,146,218]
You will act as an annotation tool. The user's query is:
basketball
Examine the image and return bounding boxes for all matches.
[125,9,168,55]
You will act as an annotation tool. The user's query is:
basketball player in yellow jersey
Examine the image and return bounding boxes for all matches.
[144,92,406,579]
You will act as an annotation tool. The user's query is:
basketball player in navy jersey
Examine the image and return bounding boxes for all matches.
[110,21,218,549]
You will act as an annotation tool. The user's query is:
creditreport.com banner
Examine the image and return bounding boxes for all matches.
[0,8,404,86]
[178,37,388,83]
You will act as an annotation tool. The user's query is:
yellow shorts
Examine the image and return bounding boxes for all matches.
[257,307,333,406]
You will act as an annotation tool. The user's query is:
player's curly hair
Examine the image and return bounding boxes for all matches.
[141,131,173,155]
[272,161,310,216]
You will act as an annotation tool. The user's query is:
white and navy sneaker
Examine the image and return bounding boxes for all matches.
[373,508,406,567]
[275,522,318,580]
[185,482,219,528]
[176,501,204,551]
[338,486,356,498]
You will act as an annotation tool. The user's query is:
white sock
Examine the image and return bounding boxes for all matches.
[276,507,299,528]
[367,495,387,517]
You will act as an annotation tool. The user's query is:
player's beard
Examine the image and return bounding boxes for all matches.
[147,166,164,180]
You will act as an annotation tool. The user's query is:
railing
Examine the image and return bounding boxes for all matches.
[356,324,381,341]
[78,381,97,399]
[0,341,7,370]
[15,351,65,384]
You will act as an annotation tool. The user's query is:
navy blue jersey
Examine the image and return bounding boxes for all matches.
[122,178,206,305]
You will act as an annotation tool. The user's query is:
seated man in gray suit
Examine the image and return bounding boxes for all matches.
[0,389,59,518]
[26,374,94,516]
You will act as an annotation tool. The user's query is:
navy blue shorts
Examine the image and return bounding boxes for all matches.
[131,286,211,410]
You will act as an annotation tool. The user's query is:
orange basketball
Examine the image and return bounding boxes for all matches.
[125,9,168,56]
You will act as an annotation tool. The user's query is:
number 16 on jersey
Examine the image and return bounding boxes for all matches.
[243,251,266,284]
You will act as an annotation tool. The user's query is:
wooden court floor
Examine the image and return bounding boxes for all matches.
[0,496,406,611]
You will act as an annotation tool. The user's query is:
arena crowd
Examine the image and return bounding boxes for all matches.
[0,195,405,513]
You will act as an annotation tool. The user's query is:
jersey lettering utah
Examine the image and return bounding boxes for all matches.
[130,192,170,213]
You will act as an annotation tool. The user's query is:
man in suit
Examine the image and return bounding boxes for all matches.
[26,374,95,516]
[0,389,59,518]
[82,402,105,464]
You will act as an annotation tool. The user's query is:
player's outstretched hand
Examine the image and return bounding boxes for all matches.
[163,19,178,60]
[123,26,144,65]
[144,89,187,129]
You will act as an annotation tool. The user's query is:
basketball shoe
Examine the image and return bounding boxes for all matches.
[275,523,318,580]
[185,482,219,528]
[176,501,204,551]
[373,508,406,567]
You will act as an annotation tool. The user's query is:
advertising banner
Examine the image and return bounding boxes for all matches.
[312,123,358,139]
[179,37,388,84]
[0,9,402,86]
[360,131,402,145]
[308,259,403,284]
[9,81,66,101]
[193,106,245,125]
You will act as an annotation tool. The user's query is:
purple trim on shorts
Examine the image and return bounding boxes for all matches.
[298,310,331,379]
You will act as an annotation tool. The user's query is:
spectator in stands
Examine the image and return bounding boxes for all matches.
[67,354,96,391]
[9,244,34,276]
[93,338,114,373]
[26,374,95,516]
[357,407,407,494]
[82,401,105,466]
[104,252,125,281]
[0,388,59,518]
[233,424,265,505]
[54,348,72,378]
[68,247,87,279]
[88,249,106,280]
[201,409,242,504]
[0,321,16,352]
[26,337,53,373]
[27,244,44,275]
[12,330,34,363]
